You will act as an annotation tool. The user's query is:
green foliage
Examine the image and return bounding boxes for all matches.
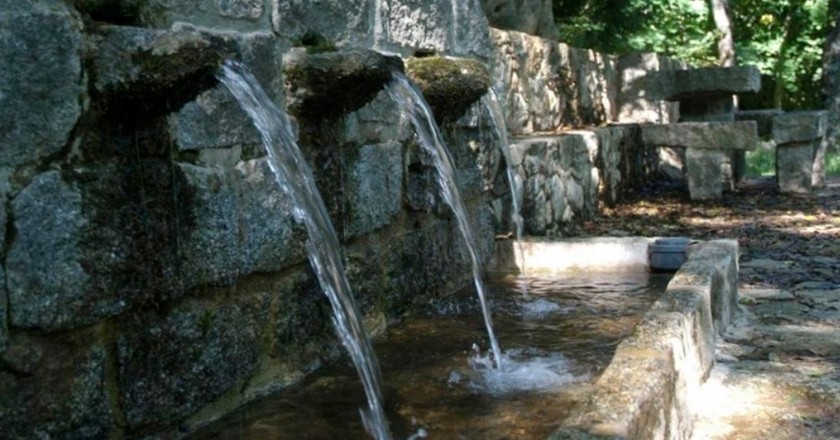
[554,0,717,65]
[734,0,827,110]
[745,144,840,177]
[554,0,829,111]
[746,143,777,176]
[827,151,840,175]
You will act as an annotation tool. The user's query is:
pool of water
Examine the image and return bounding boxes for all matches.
[192,272,672,440]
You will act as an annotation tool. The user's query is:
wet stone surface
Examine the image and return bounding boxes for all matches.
[581,176,840,439]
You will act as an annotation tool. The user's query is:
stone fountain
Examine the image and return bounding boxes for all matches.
[1,1,743,439]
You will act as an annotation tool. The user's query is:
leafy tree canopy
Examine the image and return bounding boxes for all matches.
[554,0,828,110]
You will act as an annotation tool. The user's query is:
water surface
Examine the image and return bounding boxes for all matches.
[193,272,671,440]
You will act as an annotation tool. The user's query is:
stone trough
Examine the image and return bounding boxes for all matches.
[493,237,739,439]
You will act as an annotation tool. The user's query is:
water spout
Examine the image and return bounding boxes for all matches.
[480,89,529,296]
[385,71,503,369]
[217,60,392,440]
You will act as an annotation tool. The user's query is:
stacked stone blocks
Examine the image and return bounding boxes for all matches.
[641,66,762,200]
[772,110,829,194]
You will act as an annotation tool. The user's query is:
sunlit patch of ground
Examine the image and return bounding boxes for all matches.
[693,361,840,440]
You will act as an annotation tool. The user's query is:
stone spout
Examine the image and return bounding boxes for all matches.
[405,56,491,123]
[89,25,235,119]
[283,48,404,119]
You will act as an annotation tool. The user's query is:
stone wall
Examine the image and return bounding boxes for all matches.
[0,1,500,438]
[1,1,681,438]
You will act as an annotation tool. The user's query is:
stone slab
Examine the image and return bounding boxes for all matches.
[490,236,653,273]
[6,172,92,330]
[641,121,758,151]
[616,52,683,124]
[686,148,724,200]
[0,1,83,168]
[772,110,828,144]
[647,65,761,101]
[551,240,738,439]
[736,109,784,138]
[776,141,815,194]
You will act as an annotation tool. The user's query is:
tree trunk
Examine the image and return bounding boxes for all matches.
[773,9,796,109]
[711,0,735,67]
[823,0,840,153]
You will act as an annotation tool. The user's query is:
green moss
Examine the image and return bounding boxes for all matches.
[405,56,491,123]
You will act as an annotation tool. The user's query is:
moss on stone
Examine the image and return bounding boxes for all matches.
[405,56,491,123]
[283,48,403,119]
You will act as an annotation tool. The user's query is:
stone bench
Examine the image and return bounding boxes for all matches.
[641,121,759,200]
[647,66,761,187]
[772,110,829,193]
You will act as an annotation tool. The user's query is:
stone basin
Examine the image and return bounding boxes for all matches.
[492,236,739,439]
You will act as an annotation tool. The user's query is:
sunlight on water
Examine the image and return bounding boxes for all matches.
[217,60,392,440]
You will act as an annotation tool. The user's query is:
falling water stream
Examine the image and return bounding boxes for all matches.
[385,72,503,369]
[480,89,529,296]
[217,60,392,440]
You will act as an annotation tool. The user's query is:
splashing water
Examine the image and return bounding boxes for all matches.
[217,60,392,440]
[467,347,584,395]
[480,89,529,296]
[385,72,503,369]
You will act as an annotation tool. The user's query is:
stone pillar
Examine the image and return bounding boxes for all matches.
[772,111,828,193]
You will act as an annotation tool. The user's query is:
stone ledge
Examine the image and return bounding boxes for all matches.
[772,110,828,144]
[640,121,758,151]
[735,109,783,138]
[646,65,761,101]
[550,239,738,440]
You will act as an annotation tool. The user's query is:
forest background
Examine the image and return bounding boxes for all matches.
[551,0,840,174]
[553,0,827,111]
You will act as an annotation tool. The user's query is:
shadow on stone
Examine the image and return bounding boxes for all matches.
[283,48,404,119]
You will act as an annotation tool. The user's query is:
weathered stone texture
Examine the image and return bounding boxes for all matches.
[171,31,283,151]
[272,0,372,47]
[7,172,91,330]
[405,56,490,123]
[284,48,403,119]
[510,133,603,235]
[736,109,783,138]
[0,191,6,353]
[118,294,270,431]
[384,0,491,58]
[641,121,758,151]
[89,25,230,118]
[686,149,725,201]
[479,0,558,38]
[490,29,620,135]
[772,110,828,144]
[616,52,684,124]
[0,1,83,167]
[554,240,737,440]
[773,111,828,193]
[647,65,761,101]
[776,142,816,194]
[272,0,491,58]
[153,0,270,30]
[178,160,306,287]
[0,336,112,440]
[343,142,404,239]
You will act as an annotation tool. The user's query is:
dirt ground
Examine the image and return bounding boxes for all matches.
[580,176,840,440]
